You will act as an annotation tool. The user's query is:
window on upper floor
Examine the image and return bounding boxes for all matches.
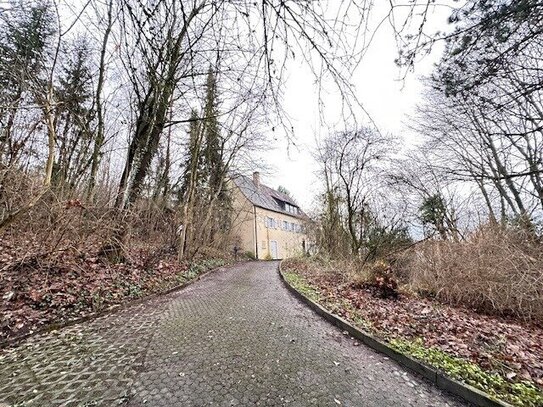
[284,203,298,214]
[266,217,276,228]
[274,198,286,211]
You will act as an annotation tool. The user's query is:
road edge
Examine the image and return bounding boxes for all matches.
[0,261,242,349]
[277,261,512,407]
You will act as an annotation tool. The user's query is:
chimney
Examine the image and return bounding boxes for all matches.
[253,171,260,189]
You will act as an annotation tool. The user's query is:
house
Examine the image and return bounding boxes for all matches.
[230,172,309,259]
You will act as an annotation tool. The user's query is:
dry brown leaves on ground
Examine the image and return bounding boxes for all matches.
[283,258,543,388]
[0,237,207,343]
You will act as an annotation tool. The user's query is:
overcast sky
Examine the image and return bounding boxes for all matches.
[257,3,451,211]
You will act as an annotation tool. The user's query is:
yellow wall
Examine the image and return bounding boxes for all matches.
[254,206,307,259]
[229,184,257,255]
[229,182,308,259]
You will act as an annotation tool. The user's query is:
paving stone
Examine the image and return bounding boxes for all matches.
[0,261,468,406]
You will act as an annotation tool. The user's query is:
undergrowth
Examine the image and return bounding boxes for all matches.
[282,271,320,302]
[282,260,543,407]
[187,258,226,279]
[390,338,543,407]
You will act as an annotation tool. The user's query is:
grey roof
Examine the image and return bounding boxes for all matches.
[232,174,307,219]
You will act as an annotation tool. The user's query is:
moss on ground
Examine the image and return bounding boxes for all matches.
[282,271,320,302]
[390,338,543,407]
[282,264,543,407]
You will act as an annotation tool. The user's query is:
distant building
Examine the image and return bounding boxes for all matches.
[230,172,309,259]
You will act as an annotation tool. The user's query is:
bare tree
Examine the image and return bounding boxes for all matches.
[315,128,410,260]
[87,0,115,200]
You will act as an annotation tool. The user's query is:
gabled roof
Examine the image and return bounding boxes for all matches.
[232,174,307,219]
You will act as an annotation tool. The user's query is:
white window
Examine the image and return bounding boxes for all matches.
[267,217,277,229]
[283,220,288,230]
[285,204,299,215]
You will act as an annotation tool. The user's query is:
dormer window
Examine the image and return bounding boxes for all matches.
[273,198,286,211]
[273,197,300,215]
[284,203,299,214]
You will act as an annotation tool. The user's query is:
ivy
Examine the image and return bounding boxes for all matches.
[390,338,543,407]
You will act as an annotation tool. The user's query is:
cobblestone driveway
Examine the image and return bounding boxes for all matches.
[0,261,467,406]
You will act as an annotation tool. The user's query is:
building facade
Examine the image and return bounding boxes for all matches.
[230,172,309,259]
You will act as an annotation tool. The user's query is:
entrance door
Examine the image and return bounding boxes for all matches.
[270,240,278,259]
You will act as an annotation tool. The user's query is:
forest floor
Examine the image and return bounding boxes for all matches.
[0,236,231,343]
[282,257,543,407]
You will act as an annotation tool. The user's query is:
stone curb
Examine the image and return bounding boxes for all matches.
[277,263,512,407]
[0,261,241,349]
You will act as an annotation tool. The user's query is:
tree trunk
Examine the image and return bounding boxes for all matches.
[43,92,57,188]
[88,0,113,201]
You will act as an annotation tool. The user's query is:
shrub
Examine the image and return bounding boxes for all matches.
[351,260,399,299]
[405,225,543,321]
